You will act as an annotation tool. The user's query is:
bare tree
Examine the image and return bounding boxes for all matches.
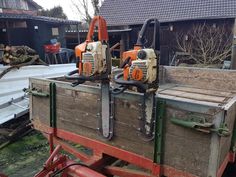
[71,0,92,24]
[92,0,100,16]
[174,23,233,65]
[71,0,103,24]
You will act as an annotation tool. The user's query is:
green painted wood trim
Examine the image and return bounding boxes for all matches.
[231,118,236,152]
[49,82,57,128]
[154,99,166,164]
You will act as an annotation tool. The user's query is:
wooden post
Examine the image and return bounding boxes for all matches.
[6,20,10,46]
[231,19,236,69]
[233,19,236,45]
[120,33,125,66]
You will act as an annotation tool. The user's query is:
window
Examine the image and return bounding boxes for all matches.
[0,21,6,28]
[52,28,59,36]
[14,21,27,28]
[8,21,27,28]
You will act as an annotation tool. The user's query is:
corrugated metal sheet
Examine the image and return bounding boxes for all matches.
[0,96,29,124]
[0,63,76,124]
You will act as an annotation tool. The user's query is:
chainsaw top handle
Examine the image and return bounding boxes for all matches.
[135,18,160,50]
[86,16,109,42]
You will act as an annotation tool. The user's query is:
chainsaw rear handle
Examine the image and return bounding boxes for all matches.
[86,16,109,42]
[136,18,160,50]
[113,72,147,93]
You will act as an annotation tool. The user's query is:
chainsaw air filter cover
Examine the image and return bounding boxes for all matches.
[129,48,157,84]
[82,41,107,76]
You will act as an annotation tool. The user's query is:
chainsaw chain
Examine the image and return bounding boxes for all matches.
[138,93,156,141]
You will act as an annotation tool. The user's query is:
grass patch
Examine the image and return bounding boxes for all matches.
[0,131,49,177]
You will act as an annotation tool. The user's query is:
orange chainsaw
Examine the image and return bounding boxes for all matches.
[113,18,160,139]
[113,18,160,94]
[66,16,111,85]
[66,16,114,140]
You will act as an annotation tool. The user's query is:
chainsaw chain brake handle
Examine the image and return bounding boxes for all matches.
[65,16,110,85]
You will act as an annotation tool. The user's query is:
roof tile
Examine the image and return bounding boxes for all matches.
[100,0,236,26]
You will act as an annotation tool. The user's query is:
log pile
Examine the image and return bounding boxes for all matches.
[2,45,40,65]
[0,45,48,79]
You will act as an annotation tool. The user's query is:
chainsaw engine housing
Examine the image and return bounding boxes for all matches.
[81,41,108,76]
[128,48,157,84]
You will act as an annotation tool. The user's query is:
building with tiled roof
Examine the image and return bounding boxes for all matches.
[100,0,236,26]
[0,0,80,59]
[99,0,236,65]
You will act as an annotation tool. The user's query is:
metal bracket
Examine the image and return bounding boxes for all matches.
[49,83,57,128]
[154,100,166,165]
[171,116,230,137]
[23,88,49,97]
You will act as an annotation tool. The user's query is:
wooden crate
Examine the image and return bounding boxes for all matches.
[30,66,236,177]
[159,66,236,177]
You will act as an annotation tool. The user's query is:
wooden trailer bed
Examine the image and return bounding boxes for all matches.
[30,66,236,177]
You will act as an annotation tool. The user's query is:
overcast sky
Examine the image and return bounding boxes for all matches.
[34,0,94,21]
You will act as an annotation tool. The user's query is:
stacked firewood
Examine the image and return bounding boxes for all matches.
[0,45,48,79]
[0,44,4,63]
[2,45,40,65]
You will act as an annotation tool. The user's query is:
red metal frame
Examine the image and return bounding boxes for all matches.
[33,120,159,176]
[217,152,236,177]
[33,119,215,177]
[34,144,107,177]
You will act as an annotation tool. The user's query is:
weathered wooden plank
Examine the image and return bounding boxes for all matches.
[56,118,154,159]
[159,89,227,104]
[31,80,154,159]
[219,102,236,166]
[170,86,234,98]
[34,93,151,146]
[163,66,236,92]
[163,106,212,177]
[163,134,210,176]
[158,94,221,108]
[115,98,142,126]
